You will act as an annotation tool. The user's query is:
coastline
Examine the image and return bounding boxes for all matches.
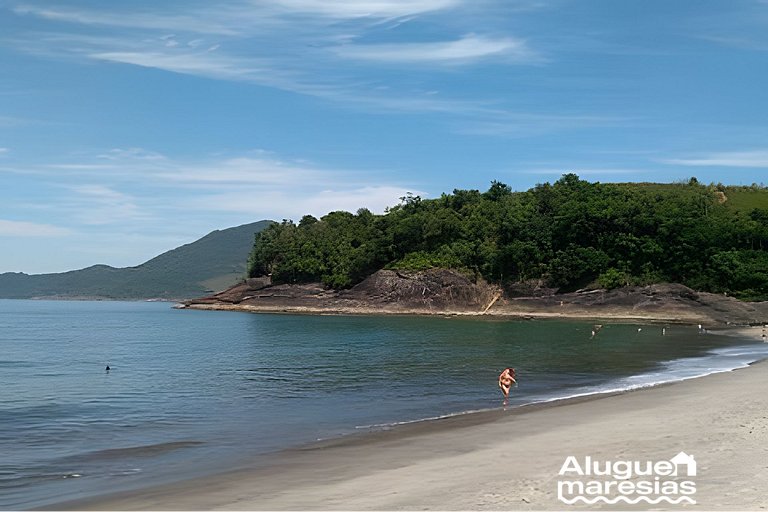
[180,273,768,326]
[51,356,768,511]
[181,300,717,324]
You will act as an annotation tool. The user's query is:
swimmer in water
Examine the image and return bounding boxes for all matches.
[498,368,517,399]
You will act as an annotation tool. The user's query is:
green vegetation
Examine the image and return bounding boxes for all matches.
[247,176,768,300]
[0,221,271,299]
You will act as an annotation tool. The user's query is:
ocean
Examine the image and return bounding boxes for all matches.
[1,299,766,509]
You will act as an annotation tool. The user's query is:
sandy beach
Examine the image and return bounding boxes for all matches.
[53,332,768,511]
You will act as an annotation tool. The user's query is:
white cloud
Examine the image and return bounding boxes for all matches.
[25,149,343,187]
[70,184,133,200]
[83,45,488,113]
[455,112,629,138]
[169,156,338,185]
[335,34,537,64]
[195,185,423,220]
[64,184,149,225]
[4,148,425,271]
[8,1,543,116]
[0,148,8,155]
[266,0,461,18]
[13,149,421,221]
[13,4,243,35]
[0,219,71,237]
[303,185,422,215]
[85,46,321,98]
[13,0,462,37]
[662,150,768,168]
[46,163,119,171]
[90,51,260,82]
[97,147,167,161]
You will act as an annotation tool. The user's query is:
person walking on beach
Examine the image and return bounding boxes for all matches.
[498,367,517,399]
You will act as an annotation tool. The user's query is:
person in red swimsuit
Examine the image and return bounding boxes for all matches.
[498,367,517,398]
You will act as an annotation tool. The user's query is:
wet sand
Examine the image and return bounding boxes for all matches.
[53,356,768,511]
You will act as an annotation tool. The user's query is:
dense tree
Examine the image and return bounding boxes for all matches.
[247,176,768,300]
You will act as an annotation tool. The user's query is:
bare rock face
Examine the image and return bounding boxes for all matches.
[191,276,272,304]
[342,269,499,311]
[185,269,500,313]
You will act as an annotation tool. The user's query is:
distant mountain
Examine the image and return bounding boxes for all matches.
[0,220,272,300]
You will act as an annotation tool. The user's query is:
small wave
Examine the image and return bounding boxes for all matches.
[356,342,768,431]
[60,440,204,463]
[0,360,36,368]
[523,344,768,406]
[355,407,496,430]
[109,468,142,476]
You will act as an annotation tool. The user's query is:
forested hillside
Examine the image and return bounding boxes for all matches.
[247,175,768,300]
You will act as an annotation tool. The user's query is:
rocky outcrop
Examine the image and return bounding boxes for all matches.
[182,270,768,325]
[341,269,498,311]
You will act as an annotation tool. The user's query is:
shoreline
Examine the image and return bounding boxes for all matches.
[50,354,768,511]
[181,273,768,326]
[180,301,721,325]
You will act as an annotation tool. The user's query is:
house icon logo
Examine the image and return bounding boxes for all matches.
[670,451,696,477]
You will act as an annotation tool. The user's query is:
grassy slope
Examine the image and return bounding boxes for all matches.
[0,221,271,299]
[615,182,767,213]
[724,187,768,212]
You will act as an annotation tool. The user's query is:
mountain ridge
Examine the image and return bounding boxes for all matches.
[0,220,271,300]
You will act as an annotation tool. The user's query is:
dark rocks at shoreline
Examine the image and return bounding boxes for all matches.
[183,269,768,326]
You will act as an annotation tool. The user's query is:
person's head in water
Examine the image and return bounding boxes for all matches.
[105,365,110,371]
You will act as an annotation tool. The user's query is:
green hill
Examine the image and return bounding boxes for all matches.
[0,221,271,300]
[247,176,768,300]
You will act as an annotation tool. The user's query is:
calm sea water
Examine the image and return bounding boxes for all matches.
[1,299,767,509]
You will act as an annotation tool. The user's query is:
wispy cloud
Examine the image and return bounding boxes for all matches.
[455,112,631,138]
[195,185,422,219]
[14,0,462,32]
[334,34,537,65]
[97,147,167,161]
[90,50,251,81]
[6,1,546,117]
[699,35,768,52]
[63,184,149,225]
[16,32,347,105]
[265,0,461,18]
[0,219,72,237]
[12,148,421,222]
[0,148,8,155]
[0,115,33,127]
[162,155,345,186]
[662,150,768,168]
[13,4,245,35]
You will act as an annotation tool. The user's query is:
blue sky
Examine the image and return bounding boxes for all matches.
[1,0,767,274]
